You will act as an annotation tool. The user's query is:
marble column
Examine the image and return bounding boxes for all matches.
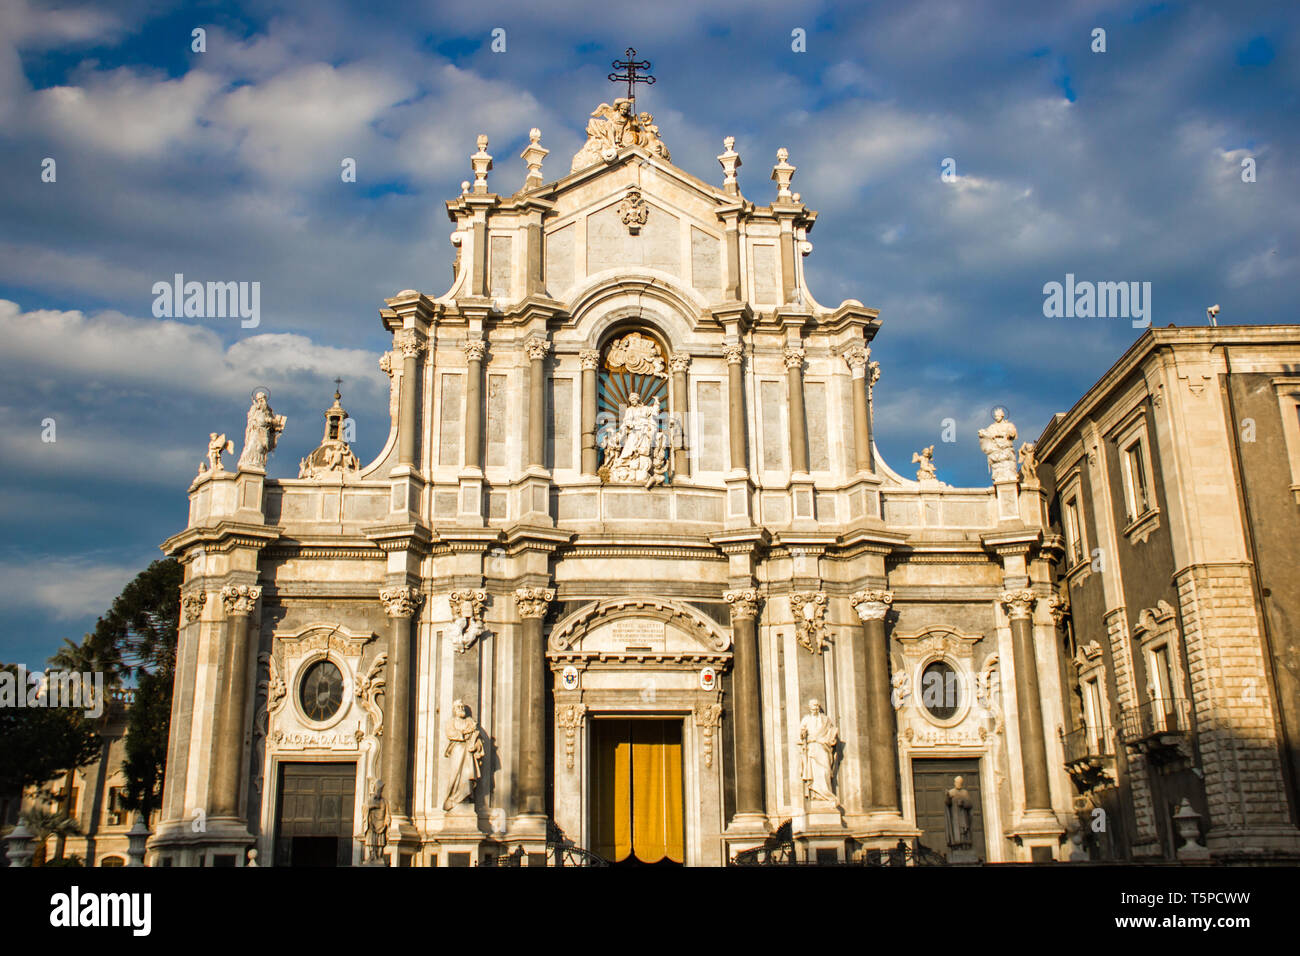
[785,347,808,474]
[210,584,261,818]
[850,590,900,812]
[395,329,426,468]
[843,345,873,474]
[1003,590,1052,810]
[724,344,747,473]
[514,587,555,816]
[463,338,485,470]
[580,349,600,476]
[380,586,423,819]
[725,589,764,818]
[670,353,691,477]
[526,337,550,469]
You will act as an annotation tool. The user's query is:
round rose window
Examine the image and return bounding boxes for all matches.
[299,659,344,722]
[920,660,960,720]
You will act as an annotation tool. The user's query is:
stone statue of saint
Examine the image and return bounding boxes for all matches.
[945,776,974,849]
[363,779,390,863]
[604,393,669,487]
[206,432,233,473]
[978,408,1018,482]
[237,390,287,470]
[442,699,484,811]
[1018,442,1038,483]
[798,699,839,804]
[912,445,937,482]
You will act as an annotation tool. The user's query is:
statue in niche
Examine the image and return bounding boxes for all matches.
[945,776,974,850]
[363,779,390,863]
[205,432,233,473]
[602,392,670,488]
[978,407,1019,482]
[442,700,484,811]
[798,699,839,804]
[237,390,287,470]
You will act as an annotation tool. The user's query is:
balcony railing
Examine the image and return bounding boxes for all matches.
[1062,725,1114,764]
[1120,697,1192,744]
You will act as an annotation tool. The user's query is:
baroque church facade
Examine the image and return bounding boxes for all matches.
[150,98,1199,867]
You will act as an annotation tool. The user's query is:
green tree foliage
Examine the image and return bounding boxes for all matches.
[0,664,101,795]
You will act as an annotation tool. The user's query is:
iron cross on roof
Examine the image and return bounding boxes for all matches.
[608,47,655,102]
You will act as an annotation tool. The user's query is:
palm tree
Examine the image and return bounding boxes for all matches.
[21,807,81,866]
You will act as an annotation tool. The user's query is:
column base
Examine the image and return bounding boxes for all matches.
[516,473,553,527]
[1010,809,1065,861]
[384,814,421,866]
[723,472,754,529]
[723,812,772,861]
[147,816,254,867]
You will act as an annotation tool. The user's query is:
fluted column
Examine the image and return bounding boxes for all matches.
[670,353,691,477]
[724,344,747,473]
[580,349,600,475]
[844,345,872,473]
[784,347,808,474]
[463,338,485,470]
[394,329,426,468]
[380,586,423,819]
[1003,590,1051,811]
[526,337,550,469]
[514,587,555,815]
[725,588,764,818]
[850,589,900,812]
[210,584,261,818]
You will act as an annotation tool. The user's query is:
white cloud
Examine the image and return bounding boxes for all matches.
[0,554,144,622]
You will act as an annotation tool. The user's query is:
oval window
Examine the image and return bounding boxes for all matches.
[299,659,344,722]
[920,661,960,720]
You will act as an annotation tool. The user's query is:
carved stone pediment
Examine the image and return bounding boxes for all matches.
[272,623,376,657]
[548,598,730,661]
[894,624,983,663]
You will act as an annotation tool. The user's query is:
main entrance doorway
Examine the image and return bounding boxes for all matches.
[590,719,685,867]
[273,761,356,867]
[911,758,985,862]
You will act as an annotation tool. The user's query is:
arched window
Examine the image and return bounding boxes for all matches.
[100,855,125,867]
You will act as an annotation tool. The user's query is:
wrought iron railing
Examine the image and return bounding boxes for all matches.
[492,822,609,867]
[1120,697,1191,744]
[733,835,948,866]
[1062,725,1114,763]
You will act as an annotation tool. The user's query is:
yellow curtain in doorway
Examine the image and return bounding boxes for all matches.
[592,720,684,864]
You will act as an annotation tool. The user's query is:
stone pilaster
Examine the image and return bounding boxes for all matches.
[843,346,873,473]
[670,353,691,478]
[394,329,426,469]
[724,588,765,825]
[463,338,485,471]
[784,347,808,474]
[525,337,550,470]
[209,584,260,819]
[580,349,600,476]
[850,589,900,813]
[724,344,746,473]
[514,587,554,826]
[379,586,423,829]
[1002,590,1051,811]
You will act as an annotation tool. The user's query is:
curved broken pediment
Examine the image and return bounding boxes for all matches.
[548,598,730,659]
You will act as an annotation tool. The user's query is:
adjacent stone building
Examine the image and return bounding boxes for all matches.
[148,99,1299,866]
[1036,326,1300,862]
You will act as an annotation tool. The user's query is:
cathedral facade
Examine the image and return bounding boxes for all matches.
[150,100,1148,867]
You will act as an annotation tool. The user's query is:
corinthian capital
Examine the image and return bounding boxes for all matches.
[783,347,806,370]
[843,345,869,376]
[1000,589,1037,621]
[220,584,262,617]
[380,586,424,619]
[515,586,555,619]
[182,589,207,624]
[724,588,761,620]
[525,337,551,362]
[669,353,691,374]
[579,349,600,371]
[393,329,427,360]
[722,343,744,366]
[463,338,486,362]
[850,589,893,623]
[1047,593,1069,627]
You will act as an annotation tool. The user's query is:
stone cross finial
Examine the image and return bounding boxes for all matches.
[771,147,796,200]
[520,128,548,189]
[718,136,741,193]
[471,134,493,194]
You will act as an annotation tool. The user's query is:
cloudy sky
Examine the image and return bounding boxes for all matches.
[1,0,1295,668]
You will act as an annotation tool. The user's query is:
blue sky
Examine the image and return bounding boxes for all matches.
[1,0,1296,667]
